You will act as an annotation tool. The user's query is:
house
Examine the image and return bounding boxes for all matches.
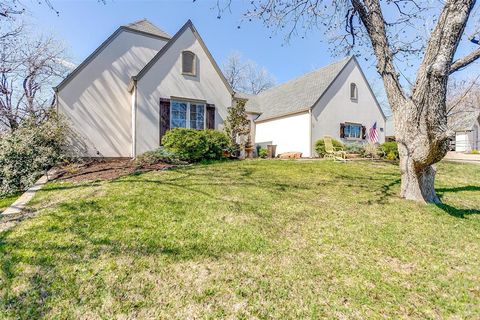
[54,19,386,158]
[448,110,480,152]
[385,116,396,142]
[244,58,386,157]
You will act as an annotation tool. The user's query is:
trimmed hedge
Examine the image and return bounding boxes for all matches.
[315,138,344,157]
[162,128,230,162]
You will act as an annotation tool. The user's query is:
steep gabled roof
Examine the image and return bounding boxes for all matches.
[448,109,480,131]
[54,19,170,92]
[244,56,387,122]
[131,20,233,95]
[124,19,171,39]
[244,57,352,121]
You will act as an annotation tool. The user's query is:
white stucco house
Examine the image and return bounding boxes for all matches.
[54,19,386,158]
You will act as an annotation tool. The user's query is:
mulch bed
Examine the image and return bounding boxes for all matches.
[55,159,174,182]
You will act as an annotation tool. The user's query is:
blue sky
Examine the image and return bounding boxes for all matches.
[26,0,480,114]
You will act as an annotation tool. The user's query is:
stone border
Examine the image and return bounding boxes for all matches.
[1,170,55,233]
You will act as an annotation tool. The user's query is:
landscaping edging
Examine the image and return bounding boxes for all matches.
[0,170,55,233]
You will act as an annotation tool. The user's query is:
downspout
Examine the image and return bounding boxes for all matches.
[309,108,313,158]
[131,80,137,158]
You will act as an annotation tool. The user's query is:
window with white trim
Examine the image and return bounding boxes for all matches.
[350,83,358,100]
[344,123,362,139]
[171,100,205,129]
[182,51,196,76]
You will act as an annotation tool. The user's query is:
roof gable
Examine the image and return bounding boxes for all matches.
[246,57,352,121]
[54,20,170,92]
[132,20,233,95]
[448,109,480,131]
[124,19,171,39]
[246,56,387,122]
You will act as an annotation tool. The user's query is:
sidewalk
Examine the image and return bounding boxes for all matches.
[444,151,480,165]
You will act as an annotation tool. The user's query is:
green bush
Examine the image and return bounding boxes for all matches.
[471,149,479,155]
[258,148,268,158]
[315,138,344,157]
[379,142,399,160]
[135,147,184,166]
[0,114,69,196]
[162,128,230,162]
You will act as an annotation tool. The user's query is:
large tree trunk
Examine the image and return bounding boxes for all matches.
[351,0,477,203]
[398,145,440,203]
[393,102,450,203]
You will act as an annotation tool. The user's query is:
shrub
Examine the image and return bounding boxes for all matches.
[224,99,250,156]
[258,147,268,158]
[362,143,381,158]
[315,138,344,157]
[471,149,479,155]
[162,128,230,162]
[135,147,183,166]
[379,142,399,160]
[344,143,363,154]
[0,114,69,195]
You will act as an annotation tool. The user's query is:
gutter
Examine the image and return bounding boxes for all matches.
[131,79,138,158]
[309,108,313,158]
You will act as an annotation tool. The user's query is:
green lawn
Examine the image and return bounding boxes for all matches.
[0,193,20,214]
[0,160,479,319]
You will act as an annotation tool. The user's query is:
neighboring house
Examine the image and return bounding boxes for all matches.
[245,57,386,157]
[448,110,480,152]
[54,19,385,158]
[385,116,396,142]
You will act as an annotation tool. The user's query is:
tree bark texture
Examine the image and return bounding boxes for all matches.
[353,0,477,203]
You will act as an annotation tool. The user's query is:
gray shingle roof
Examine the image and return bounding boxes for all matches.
[244,57,351,121]
[124,19,171,39]
[448,109,480,131]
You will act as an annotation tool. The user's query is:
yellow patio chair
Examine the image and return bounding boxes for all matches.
[324,136,346,162]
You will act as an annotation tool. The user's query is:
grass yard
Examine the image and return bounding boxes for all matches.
[0,193,20,214]
[0,160,479,319]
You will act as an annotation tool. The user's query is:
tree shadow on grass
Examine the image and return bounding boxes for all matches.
[436,185,480,218]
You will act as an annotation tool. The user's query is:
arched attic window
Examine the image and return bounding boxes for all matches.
[350,83,358,100]
[182,51,196,76]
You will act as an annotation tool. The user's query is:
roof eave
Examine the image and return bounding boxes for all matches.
[254,107,312,123]
[128,77,137,93]
[55,25,170,93]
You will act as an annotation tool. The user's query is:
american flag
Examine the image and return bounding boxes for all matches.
[369,122,379,143]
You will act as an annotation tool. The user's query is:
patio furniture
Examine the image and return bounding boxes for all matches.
[324,136,346,162]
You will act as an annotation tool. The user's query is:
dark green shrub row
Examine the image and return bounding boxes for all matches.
[162,128,230,162]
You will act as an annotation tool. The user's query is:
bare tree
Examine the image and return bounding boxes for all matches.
[447,78,480,116]
[0,26,68,132]
[222,51,275,94]
[217,0,480,203]
[0,0,107,19]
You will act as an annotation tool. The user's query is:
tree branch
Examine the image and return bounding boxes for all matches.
[351,0,406,109]
[450,47,480,74]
